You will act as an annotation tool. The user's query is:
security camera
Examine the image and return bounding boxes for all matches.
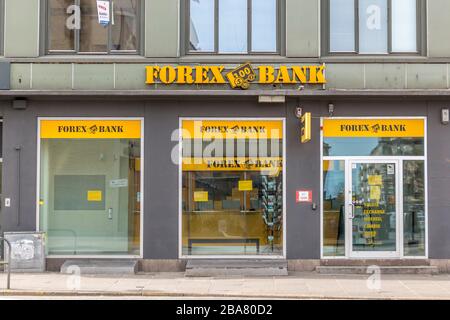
[328,103,335,117]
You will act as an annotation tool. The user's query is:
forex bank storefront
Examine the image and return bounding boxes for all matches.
[38,118,144,257]
[321,118,427,259]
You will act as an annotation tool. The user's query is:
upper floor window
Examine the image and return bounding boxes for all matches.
[327,0,422,54]
[47,0,141,54]
[188,0,279,54]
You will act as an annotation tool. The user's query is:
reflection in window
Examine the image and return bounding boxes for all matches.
[392,0,417,52]
[358,0,388,53]
[323,137,424,157]
[189,0,214,52]
[219,0,247,53]
[48,0,139,54]
[80,0,108,52]
[181,120,284,256]
[323,160,345,256]
[352,163,397,252]
[182,170,283,255]
[189,0,277,53]
[48,0,76,51]
[329,0,355,52]
[112,0,139,51]
[251,0,277,52]
[328,0,418,54]
[403,161,426,256]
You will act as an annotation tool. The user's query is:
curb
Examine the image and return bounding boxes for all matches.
[0,290,442,300]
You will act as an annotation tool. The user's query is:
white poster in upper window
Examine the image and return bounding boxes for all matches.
[97,0,110,26]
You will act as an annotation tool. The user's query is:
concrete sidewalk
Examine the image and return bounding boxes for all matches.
[1,272,450,299]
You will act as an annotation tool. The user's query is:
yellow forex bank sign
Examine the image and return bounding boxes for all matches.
[182,120,283,139]
[40,120,141,139]
[145,63,326,90]
[182,157,283,172]
[323,119,425,138]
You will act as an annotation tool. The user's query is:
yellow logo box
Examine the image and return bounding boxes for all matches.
[40,120,142,139]
[323,119,425,138]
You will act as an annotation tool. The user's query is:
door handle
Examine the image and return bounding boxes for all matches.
[108,208,113,220]
[349,203,355,219]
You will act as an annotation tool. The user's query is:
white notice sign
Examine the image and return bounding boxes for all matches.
[110,179,128,188]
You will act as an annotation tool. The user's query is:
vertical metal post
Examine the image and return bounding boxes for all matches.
[6,239,10,290]
[1,237,11,290]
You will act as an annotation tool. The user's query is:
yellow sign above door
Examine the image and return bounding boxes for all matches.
[40,120,142,139]
[323,119,424,138]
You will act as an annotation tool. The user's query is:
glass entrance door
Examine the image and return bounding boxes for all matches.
[349,161,400,258]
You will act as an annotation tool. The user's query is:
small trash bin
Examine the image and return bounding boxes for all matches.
[3,232,46,273]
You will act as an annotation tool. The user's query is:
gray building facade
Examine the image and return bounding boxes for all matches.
[0,0,450,272]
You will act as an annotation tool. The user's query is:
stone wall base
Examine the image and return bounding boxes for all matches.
[287,260,321,272]
[429,259,450,273]
[138,259,187,272]
[44,259,450,273]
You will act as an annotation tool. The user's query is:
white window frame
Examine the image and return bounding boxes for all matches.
[324,0,425,56]
[186,0,281,55]
[178,117,286,259]
[36,117,144,259]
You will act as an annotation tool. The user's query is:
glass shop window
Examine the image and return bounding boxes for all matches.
[181,119,284,256]
[323,137,425,157]
[322,160,346,256]
[39,119,142,256]
[47,0,140,54]
[403,160,426,256]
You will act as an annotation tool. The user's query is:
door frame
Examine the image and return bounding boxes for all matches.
[320,116,428,260]
[347,159,401,259]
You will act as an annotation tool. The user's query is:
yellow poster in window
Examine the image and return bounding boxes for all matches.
[40,120,141,139]
[323,119,424,138]
[369,186,381,201]
[87,190,102,202]
[368,175,382,186]
[238,180,253,191]
[194,191,209,202]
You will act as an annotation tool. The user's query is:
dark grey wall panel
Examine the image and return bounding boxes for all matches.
[285,100,321,259]
[2,103,38,232]
[0,62,10,90]
[427,102,450,259]
[144,102,180,259]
